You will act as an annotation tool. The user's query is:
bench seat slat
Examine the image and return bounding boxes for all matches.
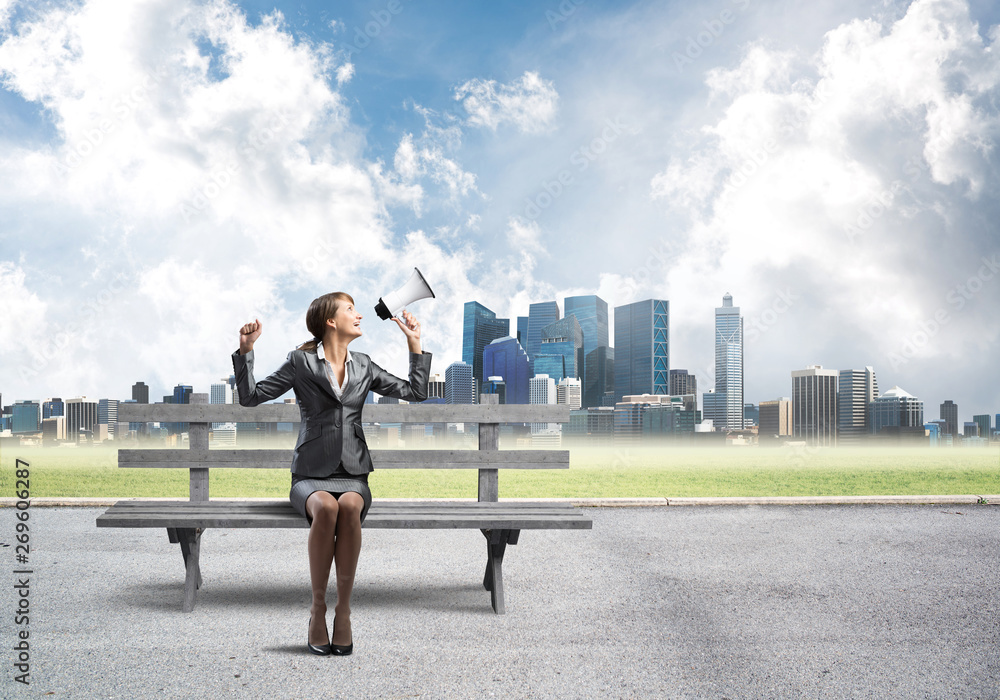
[96,500,593,530]
[117,449,569,469]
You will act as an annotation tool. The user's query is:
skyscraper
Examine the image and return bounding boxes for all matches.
[972,414,991,440]
[837,367,878,444]
[42,398,64,419]
[98,398,119,439]
[529,374,557,434]
[210,381,234,405]
[12,401,40,434]
[584,346,615,409]
[132,381,149,404]
[556,377,582,410]
[668,369,697,399]
[564,295,609,394]
[532,353,566,381]
[759,398,792,441]
[482,337,531,404]
[168,384,193,435]
[791,365,838,446]
[516,316,529,347]
[613,299,669,402]
[445,361,475,404]
[870,387,924,434]
[426,373,446,400]
[65,397,98,443]
[703,293,743,430]
[539,315,584,379]
[462,301,510,398]
[526,301,560,360]
[211,381,234,430]
[939,400,958,436]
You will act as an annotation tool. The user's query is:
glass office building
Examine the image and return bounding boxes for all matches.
[526,301,560,360]
[613,299,669,402]
[704,293,743,430]
[539,315,584,380]
[12,401,40,434]
[532,354,566,382]
[584,345,615,409]
[43,398,64,419]
[564,295,609,395]
[482,337,531,404]
[972,414,991,440]
[516,316,529,347]
[462,301,510,393]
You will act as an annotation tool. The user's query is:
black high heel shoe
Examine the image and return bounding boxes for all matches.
[330,620,353,656]
[307,616,332,656]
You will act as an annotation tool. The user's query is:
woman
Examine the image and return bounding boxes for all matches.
[232,292,431,656]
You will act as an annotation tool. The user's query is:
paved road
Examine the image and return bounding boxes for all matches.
[2,505,998,698]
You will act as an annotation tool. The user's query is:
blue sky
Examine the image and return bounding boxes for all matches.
[1,0,998,426]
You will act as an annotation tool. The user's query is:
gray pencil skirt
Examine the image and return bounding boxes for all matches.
[289,471,373,525]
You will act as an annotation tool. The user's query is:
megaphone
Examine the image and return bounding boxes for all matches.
[374,267,436,320]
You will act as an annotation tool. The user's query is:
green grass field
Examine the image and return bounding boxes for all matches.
[1,445,997,499]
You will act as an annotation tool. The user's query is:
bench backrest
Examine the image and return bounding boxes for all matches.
[118,394,571,503]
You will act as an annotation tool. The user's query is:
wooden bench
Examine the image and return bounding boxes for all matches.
[96,396,592,614]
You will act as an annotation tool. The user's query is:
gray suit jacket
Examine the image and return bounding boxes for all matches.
[231,346,432,477]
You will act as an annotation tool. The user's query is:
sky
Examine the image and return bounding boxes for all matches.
[0,0,998,425]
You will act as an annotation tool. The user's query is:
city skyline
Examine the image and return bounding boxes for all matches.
[4,288,995,440]
[1,0,998,423]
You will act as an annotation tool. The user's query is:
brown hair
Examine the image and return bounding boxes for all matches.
[296,292,355,352]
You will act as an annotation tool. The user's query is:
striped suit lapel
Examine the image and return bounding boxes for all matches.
[307,348,341,403]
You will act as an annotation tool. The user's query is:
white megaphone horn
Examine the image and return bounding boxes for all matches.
[374,267,436,320]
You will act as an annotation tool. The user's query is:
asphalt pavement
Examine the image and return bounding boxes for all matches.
[1,504,998,699]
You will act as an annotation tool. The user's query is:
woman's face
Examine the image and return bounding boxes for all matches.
[329,300,363,340]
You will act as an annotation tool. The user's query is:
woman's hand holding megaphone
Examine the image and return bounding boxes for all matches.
[392,309,422,354]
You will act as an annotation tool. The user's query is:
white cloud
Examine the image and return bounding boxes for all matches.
[0,261,47,361]
[335,62,353,84]
[0,0,15,33]
[454,70,559,134]
[645,0,1000,384]
[0,0,481,399]
[505,216,545,254]
[388,130,478,208]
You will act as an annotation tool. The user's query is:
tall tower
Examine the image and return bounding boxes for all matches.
[584,345,615,409]
[668,369,697,398]
[703,293,743,430]
[565,294,609,409]
[539,315,584,380]
[837,367,878,444]
[482,337,531,405]
[613,299,669,402]
[529,374,557,434]
[791,365,838,446]
[65,397,98,443]
[462,301,510,399]
[564,295,609,362]
[939,400,958,436]
[445,361,475,405]
[526,301,560,360]
[132,382,149,404]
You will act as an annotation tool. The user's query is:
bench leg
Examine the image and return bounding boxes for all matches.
[481,529,519,614]
[167,527,203,612]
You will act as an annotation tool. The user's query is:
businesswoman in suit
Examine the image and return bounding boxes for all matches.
[232,292,431,656]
